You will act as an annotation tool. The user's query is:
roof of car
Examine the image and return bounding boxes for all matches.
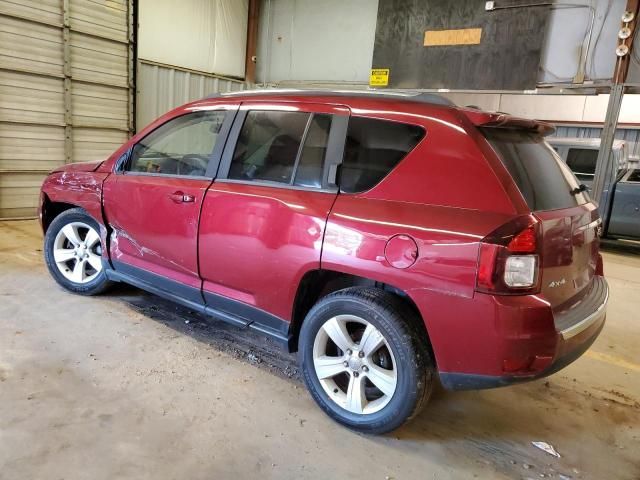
[546,137,627,149]
[201,88,556,135]
[206,88,456,107]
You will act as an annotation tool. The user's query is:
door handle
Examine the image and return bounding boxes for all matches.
[169,191,196,203]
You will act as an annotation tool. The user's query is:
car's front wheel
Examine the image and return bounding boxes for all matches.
[44,208,112,295]
[299,287,434,434]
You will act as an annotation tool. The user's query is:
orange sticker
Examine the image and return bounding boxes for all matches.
[424,28,482,46]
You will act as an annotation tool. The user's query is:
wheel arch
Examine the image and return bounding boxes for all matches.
[290,269,435,363]
[40,170,110,235]
[40,195,80,234]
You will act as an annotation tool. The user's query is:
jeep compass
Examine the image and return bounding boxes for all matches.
[39,90,608,433]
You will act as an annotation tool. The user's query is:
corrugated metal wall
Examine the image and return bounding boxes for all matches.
[136,59,248,132]
[0,0,133,219]
[552,126,640,158]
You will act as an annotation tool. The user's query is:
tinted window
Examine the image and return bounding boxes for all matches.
[628,169,640,182]
[294,114,332,188]
[566,148,598,181]
[229,111,310,184]
[340,117,425,193]
[127,111,226,176]
[483,129,589,211]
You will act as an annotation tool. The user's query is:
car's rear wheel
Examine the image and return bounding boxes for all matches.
[44,208,112,295]
[299,287,433,434]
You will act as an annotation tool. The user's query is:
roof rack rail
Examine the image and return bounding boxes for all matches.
[204,88,455,107]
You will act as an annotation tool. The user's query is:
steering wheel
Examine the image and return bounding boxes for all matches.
[177,154,209,176]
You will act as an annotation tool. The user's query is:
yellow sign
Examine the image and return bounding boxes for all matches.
[424,28,482,47]
[369,69,389,87]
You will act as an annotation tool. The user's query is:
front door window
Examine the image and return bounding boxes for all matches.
[126,111,227,177]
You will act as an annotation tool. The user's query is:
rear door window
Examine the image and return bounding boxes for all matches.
[627,169,640,182]
[483,128,590,211]
[294,114,332,188]
[228,111,333,188]
[566,148,598,181]
[340,117,425,193]
[229,111,310,184]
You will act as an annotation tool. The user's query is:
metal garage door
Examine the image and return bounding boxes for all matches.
[0,0,133,219]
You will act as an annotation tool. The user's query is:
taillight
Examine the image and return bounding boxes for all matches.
[504,255,537,287]
[476,215,541,295]
[507,225,537,253]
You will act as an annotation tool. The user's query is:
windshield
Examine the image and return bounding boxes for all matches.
[483,128,590,211]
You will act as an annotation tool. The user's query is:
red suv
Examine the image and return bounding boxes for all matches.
[39,90,608,433]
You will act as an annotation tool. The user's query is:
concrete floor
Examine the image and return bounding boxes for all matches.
[0,220,638,480]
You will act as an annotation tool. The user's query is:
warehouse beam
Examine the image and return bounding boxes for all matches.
[62,0,72,164]
[128,0,136,135]
[245,0,260,84]
[592,0,639,209]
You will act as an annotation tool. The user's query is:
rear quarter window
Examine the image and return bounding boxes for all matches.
[483,128,590,211]
[340,117,425,194]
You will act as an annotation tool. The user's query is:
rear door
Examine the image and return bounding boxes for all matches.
[198,102,348,327]
[103,106,235,300]
[608,169,640,239]
[564,145,625,214]
[483,129,599,308]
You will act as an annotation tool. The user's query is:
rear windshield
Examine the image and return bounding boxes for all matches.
[483,128,590,211]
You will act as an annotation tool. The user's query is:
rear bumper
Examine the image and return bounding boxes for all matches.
[555,275,608,340]
[438,276,608,390]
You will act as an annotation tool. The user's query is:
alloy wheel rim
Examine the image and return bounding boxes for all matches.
[53,221,103,284]
[312,314,397,415]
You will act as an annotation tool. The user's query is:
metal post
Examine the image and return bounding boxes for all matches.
[591,84,624,214]
[591,0,639,212]
[62,0,72,164]
[127,0,136,135]
[244,0,260,84]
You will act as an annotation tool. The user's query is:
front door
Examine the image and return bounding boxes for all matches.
[198,103,348,331]
[103,107,234,301]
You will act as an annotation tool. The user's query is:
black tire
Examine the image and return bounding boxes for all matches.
[44,207,112,296]
[299,287,434,434]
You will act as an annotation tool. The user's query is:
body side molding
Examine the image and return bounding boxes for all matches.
[105,260,293,349]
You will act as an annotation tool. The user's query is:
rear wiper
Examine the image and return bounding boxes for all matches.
[570,184,588,196]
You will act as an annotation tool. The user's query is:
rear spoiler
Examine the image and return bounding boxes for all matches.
[459,108,555,136]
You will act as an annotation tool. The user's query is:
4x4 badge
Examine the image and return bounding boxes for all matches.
[548,278,567,288]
